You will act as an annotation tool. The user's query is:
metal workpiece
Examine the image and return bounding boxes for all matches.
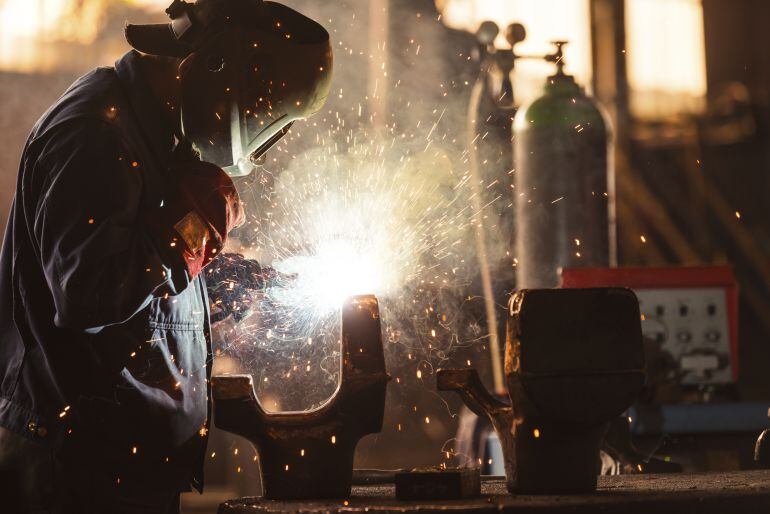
[212,295,390,500]
[438,288,646,494]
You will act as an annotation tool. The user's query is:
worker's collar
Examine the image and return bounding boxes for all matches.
[115,50,177,170]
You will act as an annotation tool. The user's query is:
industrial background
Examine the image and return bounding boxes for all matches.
[1,0,769,512]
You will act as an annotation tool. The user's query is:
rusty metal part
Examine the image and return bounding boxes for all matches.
[218,470,770,514]
[755,408,770,468]
[438,288,646,494]
[212,295,390,500]
[394,467,481,500]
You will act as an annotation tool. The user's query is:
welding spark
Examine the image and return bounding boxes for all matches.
[246,141,464,349]
[214,93,514,418]
[271,235,392,318]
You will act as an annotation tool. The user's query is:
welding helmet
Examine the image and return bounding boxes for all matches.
[125,0,333,176]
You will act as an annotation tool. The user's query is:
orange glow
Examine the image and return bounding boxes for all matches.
[626,0,707,118]
[0,0,168,73]
[0,0,106,72]
[436,0,592,106]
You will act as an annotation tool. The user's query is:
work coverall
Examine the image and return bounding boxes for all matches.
[0,50,214,512]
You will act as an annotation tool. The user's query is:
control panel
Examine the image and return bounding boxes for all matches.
[636,288,731,383]
[560,266,738,384]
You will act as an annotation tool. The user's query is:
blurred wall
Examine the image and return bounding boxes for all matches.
[0,1,163,229]
[0,72,73,228]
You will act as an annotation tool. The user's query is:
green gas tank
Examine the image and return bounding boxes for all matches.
[513,42,615,289]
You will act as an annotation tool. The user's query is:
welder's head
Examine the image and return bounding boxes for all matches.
[125,0,333,176]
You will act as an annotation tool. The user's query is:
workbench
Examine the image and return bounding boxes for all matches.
[218,470,770,513]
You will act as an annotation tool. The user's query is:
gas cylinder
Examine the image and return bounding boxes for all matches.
[468,21,523,256]
[512,41,615,289]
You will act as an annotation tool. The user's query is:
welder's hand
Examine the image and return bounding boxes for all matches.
[207,253,286,322]
[260,266,297,288]
[150,142,245,278]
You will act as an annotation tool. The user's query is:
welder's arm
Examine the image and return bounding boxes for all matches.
[207,253,263,322]
[31,120,238,333]
[147,139,244,279]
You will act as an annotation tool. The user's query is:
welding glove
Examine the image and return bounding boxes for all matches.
[150,140,245,279]
[207,253,292,322]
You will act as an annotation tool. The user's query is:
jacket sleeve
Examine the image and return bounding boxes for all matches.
[29,119,191,333]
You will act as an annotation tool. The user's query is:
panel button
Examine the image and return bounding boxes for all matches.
[707,304,717,316]
[677,331,692,343]
[705,330,721,342]
[679,305,689,316]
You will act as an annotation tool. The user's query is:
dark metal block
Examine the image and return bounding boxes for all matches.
[394,467,481,500]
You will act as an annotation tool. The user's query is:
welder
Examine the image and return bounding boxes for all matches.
[0,0,332,512]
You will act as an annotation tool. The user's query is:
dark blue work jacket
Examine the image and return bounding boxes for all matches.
[0,51,211,492]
